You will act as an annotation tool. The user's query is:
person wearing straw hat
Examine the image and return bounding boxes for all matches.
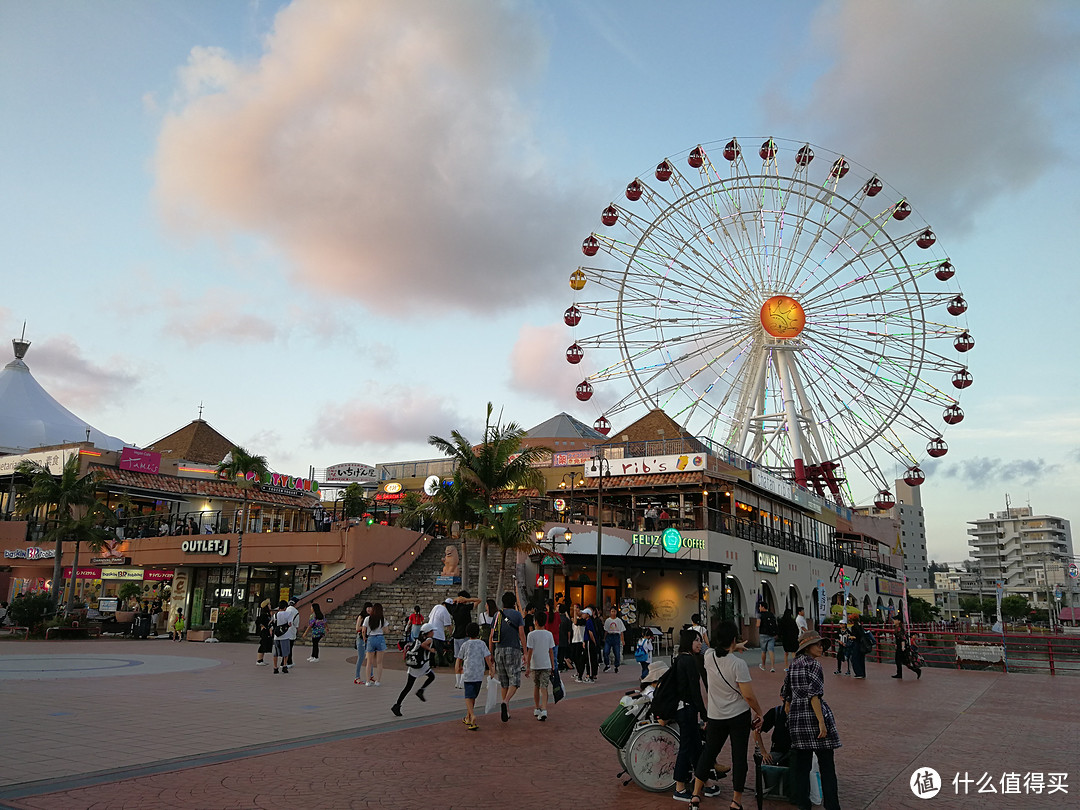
[640,658,669,695]
[781,630,841,810]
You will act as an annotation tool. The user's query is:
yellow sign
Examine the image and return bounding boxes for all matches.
[384,482,402,494]
[100,567,143,580]
[209,608,219,624]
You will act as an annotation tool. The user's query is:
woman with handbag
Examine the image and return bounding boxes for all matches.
[691,622,764,810]
[781,631,842,810]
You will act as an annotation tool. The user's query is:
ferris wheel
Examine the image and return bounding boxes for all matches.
[563,137,973,506]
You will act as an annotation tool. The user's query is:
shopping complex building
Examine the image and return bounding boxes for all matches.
[0,333,909,638]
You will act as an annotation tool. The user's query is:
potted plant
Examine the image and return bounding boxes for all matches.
[115,582,141,624]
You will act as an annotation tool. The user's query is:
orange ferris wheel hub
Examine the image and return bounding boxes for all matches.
[759,295,806,339]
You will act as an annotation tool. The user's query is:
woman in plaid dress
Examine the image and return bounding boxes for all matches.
[781,631,841,810]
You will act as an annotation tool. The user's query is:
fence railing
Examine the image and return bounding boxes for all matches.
[820,623,1080,677]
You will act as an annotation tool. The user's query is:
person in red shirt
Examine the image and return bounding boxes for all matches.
[408,605,425,642]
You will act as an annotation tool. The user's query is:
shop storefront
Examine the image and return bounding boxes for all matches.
[60,566,174,609]
[186,563,323,628]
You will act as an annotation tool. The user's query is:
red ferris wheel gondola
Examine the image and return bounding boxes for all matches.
[564,305,581,327]
[874,490,895,510]
[575,380,593,402]
[904,466,925,487]
[593,416,611,435]
[566,344,583,364]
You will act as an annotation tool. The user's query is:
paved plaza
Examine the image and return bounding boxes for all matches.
[0,637,1076,809]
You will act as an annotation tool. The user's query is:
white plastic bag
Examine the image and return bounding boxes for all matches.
[484,675,500,714]
[809,752,823,806]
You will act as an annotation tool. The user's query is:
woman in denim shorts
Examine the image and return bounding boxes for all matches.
[363,603,387,686]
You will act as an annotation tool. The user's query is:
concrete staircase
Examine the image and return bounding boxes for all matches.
[318,539,517,648]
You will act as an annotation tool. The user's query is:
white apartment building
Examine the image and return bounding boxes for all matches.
[967,506,1074,607]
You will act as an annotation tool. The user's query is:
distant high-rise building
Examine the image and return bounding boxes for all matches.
[894,478,929,588]
[855,478,929,588]
[967,506,1074,604]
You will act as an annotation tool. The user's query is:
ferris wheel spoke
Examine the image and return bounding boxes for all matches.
[567,137,967,500]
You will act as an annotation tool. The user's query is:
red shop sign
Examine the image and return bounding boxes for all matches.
[63,567,102,579]
[143,569,174,582]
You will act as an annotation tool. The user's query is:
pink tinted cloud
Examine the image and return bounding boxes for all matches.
[509,323,583,405]
[771,1,1067,229]
[24,335,139,411]
[313,388,472,449]
[154,0,591,316]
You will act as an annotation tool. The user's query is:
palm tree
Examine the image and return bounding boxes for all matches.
[429,403,548,603]
[474,499,544,601]
[340,483,369,519]
[427,469,480,591]
[59,506,113,609]
[216,446,269,607]
[16,454,102,608]
[396,491,427,531]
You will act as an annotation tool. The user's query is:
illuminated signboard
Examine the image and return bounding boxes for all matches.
[383,482,402,494]
[325,463,376,482]
[119,447,161,475]
[754,551,780,573]
[3,547,56,560]
[586,453,706,477]
[631,532,705,552]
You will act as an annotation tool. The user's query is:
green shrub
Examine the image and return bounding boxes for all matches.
[7,592,55,634]
[214,606,251,643]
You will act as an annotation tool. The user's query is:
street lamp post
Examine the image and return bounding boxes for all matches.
[559,472,582,523]
[591,455,610,612]
[536,527,573,601]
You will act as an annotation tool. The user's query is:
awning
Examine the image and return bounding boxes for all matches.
[559,551,730,575]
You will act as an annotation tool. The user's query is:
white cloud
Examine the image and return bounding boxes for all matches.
[21,334,140,412]
[772,0,1071,230]
[312,387,475,449]
[154,0,591,316]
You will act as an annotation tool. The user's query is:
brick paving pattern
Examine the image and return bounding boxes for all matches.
[0,639,1075,809]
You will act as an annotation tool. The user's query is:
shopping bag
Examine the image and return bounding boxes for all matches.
[551,666,565,703]
[809,752,823,806]
[484,675,500,714]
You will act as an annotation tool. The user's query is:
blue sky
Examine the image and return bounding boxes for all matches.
[1,0,1078,563]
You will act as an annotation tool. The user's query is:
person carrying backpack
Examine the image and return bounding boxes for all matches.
[669,628,709,802]
[758,603,779,673]
[392,623,436,717]
[634,631,653,680]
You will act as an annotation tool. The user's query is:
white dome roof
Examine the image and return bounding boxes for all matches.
[0,336,127,453]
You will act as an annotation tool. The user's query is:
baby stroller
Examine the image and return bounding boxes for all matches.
[599,690,680,793]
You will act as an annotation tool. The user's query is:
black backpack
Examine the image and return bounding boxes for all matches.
[760,612,778,636]
[649,663,680,723]
[404,639,426,668]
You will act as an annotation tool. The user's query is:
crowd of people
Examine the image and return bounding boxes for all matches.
[250,591,929,809]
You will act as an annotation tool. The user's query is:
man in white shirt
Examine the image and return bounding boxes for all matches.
[525,610,556,721]
[272,599,299,674]
[602,607,626,673]
[796,606,809,634]
[428,598,454,664]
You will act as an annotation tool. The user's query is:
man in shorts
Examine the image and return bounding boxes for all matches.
[526,610,556,721]
[488,591,526,722]
[758,602,779,673]
[455,621,493,730]
[272,599,298,674]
